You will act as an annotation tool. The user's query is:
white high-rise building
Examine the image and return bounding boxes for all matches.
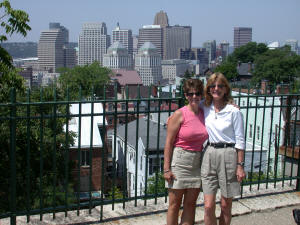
[78,22,110,66]
[161,59,189,84]
[203,40,216,65]
[103,42,132,70]
[112,23,133,56]
[285,39,298,54]
[135,42,162,86]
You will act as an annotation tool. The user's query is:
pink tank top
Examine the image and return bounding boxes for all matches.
[174,106,208,151]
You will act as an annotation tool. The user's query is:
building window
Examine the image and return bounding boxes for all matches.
[257,126,260,140]
[249,124,253,138]
[108,103,113,111]
[140,156,143,170]
[81,150,90,166]
[121,103,126,111]
[242,100,245,106]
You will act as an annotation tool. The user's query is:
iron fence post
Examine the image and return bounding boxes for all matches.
[9,88,16,225]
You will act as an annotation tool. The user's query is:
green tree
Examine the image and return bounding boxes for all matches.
[146,172,166,195]
[0,0,31,68]
[215,42,268,81]
[252,46,300,87]
[229,42,268,64]
[0,86,76,212]
[214,61,238,81]
[58,62,111,99]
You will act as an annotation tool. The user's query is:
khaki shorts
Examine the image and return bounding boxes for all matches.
[201,146,240,198]
[165,146,202,189]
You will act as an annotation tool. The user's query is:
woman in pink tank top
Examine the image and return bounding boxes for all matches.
[164,79,208,225]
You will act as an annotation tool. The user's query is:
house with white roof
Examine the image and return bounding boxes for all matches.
[65,102,107,192]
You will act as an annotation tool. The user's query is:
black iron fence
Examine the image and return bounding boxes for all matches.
[0,85,300,224]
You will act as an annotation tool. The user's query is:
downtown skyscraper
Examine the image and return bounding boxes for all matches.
[138,11,191,60]
[137,25,163,58]
[78,22,110,66]
[112,23,133,56]
[234,27,252,49]
[163,25,191,60]
[38,23,75,72]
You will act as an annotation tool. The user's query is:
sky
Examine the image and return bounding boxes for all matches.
[5,0,300,47]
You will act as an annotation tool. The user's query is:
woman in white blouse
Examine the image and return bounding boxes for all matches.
[201,72,246,225]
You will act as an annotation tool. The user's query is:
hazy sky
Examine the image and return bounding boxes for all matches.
[6,0,300,47]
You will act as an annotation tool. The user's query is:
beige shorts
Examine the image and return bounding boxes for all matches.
[165,146,202,189]
[201,146,240,198]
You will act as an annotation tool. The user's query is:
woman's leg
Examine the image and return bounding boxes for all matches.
[167,189,185,225]
[219,196,233,225]
[204,194,217,225]
[180,188,200,225]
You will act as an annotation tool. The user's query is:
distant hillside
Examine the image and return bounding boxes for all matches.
[1,42,78,59]
[1,42,37,58]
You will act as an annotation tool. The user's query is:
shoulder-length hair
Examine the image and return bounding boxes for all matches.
[204,72,232,106]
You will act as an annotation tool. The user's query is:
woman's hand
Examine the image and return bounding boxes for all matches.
[164,170,176,184]
[236,166,246,182]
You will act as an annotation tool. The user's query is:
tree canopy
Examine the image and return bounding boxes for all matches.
[0,0,31,68]
[58,61,111,99]
[252,46,300,87]
[215,42,300,90]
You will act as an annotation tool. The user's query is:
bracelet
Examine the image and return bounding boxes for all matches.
[237,162,245,167]
[164,170,170,173]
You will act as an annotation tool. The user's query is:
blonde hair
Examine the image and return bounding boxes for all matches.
[204,72,232,106]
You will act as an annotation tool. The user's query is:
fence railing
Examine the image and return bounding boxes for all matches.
[0,85,300,224]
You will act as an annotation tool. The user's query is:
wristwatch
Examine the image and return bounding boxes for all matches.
[237,162,245,167]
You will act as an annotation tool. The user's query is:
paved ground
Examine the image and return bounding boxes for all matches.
[1,183,300,224]
[229,205,299,225]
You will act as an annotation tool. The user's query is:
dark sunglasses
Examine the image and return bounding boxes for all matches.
[209,84,225,89]
[186,92,201,97]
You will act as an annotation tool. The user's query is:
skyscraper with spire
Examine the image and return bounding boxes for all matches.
[112,23,133,56]
[153,10,169,27]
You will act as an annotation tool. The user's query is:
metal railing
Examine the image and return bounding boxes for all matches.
[0,85,300,224]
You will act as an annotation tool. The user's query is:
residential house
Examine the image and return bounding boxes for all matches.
[109,112,168,197]
[65,103,107,193]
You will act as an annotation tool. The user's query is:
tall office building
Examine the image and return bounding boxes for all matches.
[179,48,209,65]
[219,41,230,59]
[234,27,252,49]
[112,23,133,56]
[49,22,69,44]
[38,25,65,72]
[132,35,139,56]
[203,40,216,64]
[103,41,132,70]
[135,42,162,86]
[285,39,298,54]
[153,10,169,27]
[78,22,110,65]
[163,25,191,60]
[137,25,163,58]
[161,59,189,83]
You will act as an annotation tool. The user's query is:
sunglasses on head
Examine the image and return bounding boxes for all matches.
[186,92,201,97]
[209,84,225,89]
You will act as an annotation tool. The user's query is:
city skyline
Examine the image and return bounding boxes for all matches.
[7,0,300,47]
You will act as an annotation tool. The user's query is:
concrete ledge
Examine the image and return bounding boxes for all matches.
[1,182,300,225]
